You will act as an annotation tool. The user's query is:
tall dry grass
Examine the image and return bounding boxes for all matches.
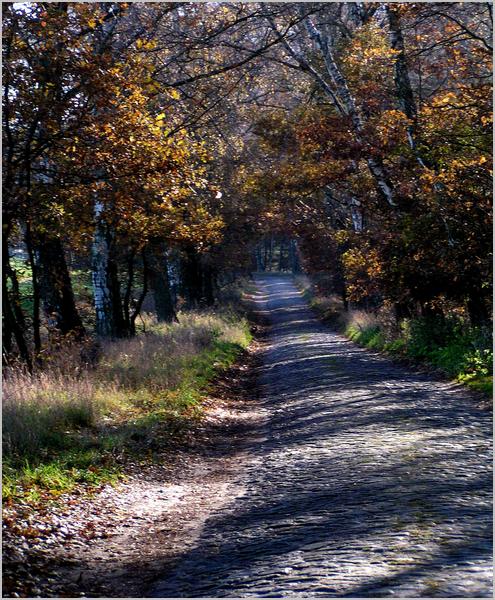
[3,372,96,458]
[296,272,492,396]
[3,310,251,461]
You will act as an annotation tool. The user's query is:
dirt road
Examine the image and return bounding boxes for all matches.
[150,274,492,598]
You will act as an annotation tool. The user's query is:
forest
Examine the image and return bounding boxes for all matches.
[2,2,493,597]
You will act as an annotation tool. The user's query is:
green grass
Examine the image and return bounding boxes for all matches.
[3,451,121,504]
[344,318,492,396]
[463,375,493,396]
[295,274,492,398]
[3,310,252,504]
[347,324,385,349]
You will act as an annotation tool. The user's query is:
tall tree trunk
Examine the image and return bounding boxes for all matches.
[122,250,135,334]
[255,244,264,271]
[24,221,42,359]
[387,6,417,124]
[107,249,126,337]
[333,254,349,312]
[202,263,216,306]
[130,250,149,335]
[181,248,202,308]
[387,5,455,246]
[2,279,32,371]
[387,5,429,168]
[466,291,490,326]
[36,235,85,338]
[91,201,115,337]
[341,285,349,312]
[278,239,285,271]
[289,239,300,273]
[2,288,13,360]
[147,242,177,322]
[2,231,32,369]
[267,236,274,271]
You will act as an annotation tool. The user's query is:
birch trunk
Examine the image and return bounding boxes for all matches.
[90,10,122,337]
[302,14,397,208]
[91,201,114,337]
[350,197,363,232]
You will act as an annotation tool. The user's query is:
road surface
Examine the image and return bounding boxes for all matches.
[151,274,492,598]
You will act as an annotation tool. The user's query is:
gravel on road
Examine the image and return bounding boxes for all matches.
[151,274,492,598]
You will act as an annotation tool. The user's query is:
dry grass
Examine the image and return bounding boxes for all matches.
[99,323,212,391]
[296,272,492,396]
[295,273,385,334]
[342,309,380,332]
[3,372,97,458]
[3,310,251,464]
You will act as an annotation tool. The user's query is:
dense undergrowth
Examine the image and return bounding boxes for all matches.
[3,309,252,504]
[295,275,493,398]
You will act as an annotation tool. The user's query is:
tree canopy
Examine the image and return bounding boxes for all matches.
[3,2,492,367]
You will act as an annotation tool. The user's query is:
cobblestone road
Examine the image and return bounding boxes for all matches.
[152,275,492,597]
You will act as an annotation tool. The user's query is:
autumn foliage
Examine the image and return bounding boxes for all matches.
[2,2,492,367]
[238,3,492,325]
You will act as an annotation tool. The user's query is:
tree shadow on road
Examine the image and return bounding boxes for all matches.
[145,275,492,597]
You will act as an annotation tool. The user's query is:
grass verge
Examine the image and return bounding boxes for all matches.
[295,274,493,398]
[3,310,252,504]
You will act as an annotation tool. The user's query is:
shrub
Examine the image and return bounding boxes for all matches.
[406,317,492,381]
[384,338,407,353]
[298,273,492,396]
[407,316,460,360]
